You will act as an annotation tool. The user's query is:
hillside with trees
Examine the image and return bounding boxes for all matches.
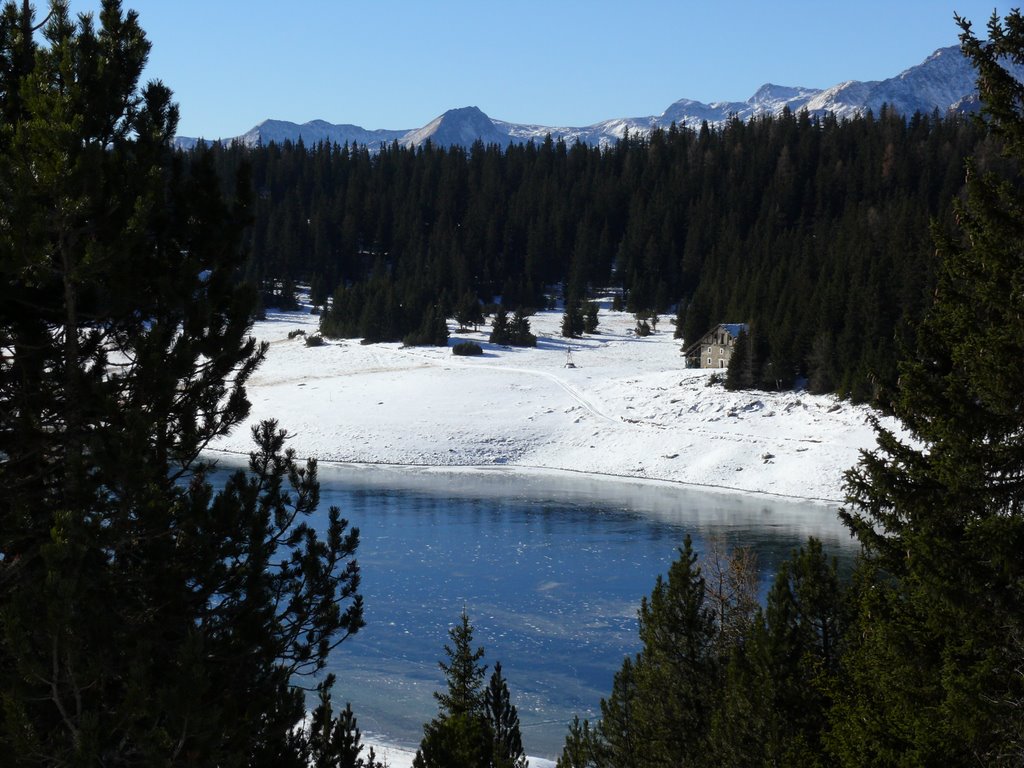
[197,100,988,400]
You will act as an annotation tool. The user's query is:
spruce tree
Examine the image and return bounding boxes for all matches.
[307,674,384,768]
[414,610,492,768]
[0,2,364,763]
[489,305,511,345]
[561,299,585,338]
[555,716,601,768]
[485,661,528,768]
[630,536,718,766]
[836,11,1024,763]
[509,307,537,347]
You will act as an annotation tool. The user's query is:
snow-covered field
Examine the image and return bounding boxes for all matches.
[211,301,888,505]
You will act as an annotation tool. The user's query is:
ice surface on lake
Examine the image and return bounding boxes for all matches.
[301,466,855,759]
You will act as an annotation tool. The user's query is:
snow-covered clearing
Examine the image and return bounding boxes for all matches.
[210,302,889,505]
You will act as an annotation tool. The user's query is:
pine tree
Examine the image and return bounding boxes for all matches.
[0,3,365,763]
[489,305,511,345]
[509,307,537,347]
[555,716,601,768]
[583,301,600,333]
[561,299,585,338]
[485,661,528,768]
[414,610,492,768]
[307,674,385,768]
[455,290,484,331]
[713,539,842,767]
[630,536,718,766]
[597,656,640,768]
[837,11,1024,763]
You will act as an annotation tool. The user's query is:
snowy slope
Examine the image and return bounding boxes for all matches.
[209,301,895,505]
[180,44,1018,150]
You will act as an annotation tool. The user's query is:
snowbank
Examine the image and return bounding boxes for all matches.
[210,303,890,505]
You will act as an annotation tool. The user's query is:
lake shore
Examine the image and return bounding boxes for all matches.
[211,301,891,506]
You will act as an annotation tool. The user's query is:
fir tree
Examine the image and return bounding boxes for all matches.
[583,301,600,334]
[509,307,537,347]
[555,716,601,768]
[307,674,385,768]
[631,536,718,766]
[561,299,585,338]
[415,610,491,768]
[455,290,484,331]
[836,11,1024,764]
[489,306,511,345]
[485,661,528,768]
[0,3,364,763]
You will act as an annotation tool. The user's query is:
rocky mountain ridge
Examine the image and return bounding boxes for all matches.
[177,45,1015,151]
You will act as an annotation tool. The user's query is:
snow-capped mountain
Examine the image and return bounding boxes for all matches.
[178,45,1017,151]
[237,119,407,148]
[401,106,511,149]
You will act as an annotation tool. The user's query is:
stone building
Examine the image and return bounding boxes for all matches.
[682,323,748,369]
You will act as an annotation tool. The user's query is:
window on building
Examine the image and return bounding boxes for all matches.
[719,359,725,368]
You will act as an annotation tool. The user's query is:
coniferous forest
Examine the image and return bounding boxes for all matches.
[198,103,989,401]
[2,0,1024,766]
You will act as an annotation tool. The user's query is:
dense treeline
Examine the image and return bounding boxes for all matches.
[198,107,986,398]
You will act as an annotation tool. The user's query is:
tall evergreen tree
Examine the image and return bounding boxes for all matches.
[836,11,1024,764]
[414,611,491,768]
[0,2,364,763]
[561,299,585,338]
[630,536,718,766]
[307,674,385,768]
[555,716,601,768]
[489,305,511,345]
[509,307,537,347]
[485,661,528,768]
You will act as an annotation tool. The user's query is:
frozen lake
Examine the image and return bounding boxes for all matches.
[283,464,858,760]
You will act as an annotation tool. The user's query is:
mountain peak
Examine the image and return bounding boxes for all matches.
[401,105,511,149]
[178,44,1015,152]
[748,83,819,106]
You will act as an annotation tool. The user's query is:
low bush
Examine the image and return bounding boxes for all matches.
[452,341,483,356]
[305,334,325,347]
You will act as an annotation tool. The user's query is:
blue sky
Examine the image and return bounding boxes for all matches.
[65,1,1019,139]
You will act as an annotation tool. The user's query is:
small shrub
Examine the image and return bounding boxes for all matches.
[287,329,307,340]
[452,341,483,356]
[706,372,723,386]
[305,334,325,347]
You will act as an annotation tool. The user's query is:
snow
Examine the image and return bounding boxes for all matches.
[206,299,896,767]
[210,301,892,505]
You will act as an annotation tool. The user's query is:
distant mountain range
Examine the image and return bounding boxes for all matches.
[176,45,1015,152]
